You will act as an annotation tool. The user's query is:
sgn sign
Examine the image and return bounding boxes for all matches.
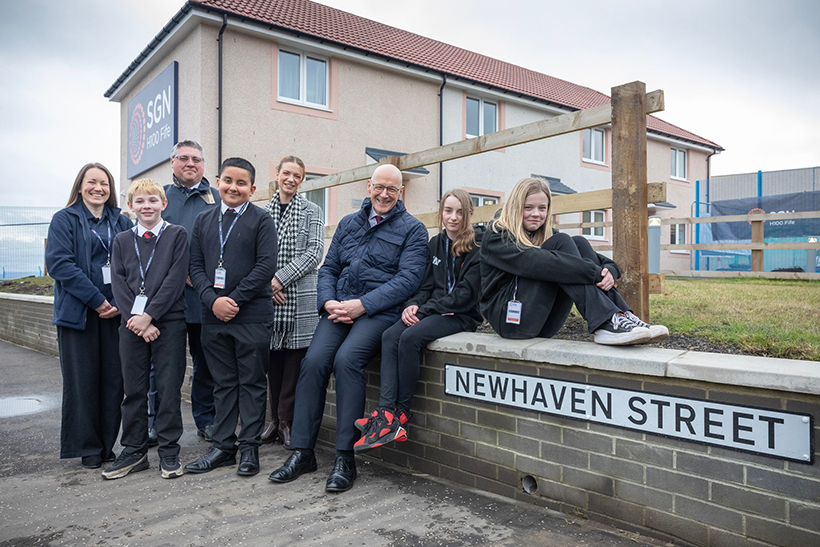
[126,62,178,179]
[445,365,813,463]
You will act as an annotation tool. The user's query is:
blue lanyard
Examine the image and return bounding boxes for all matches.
[445,238,456,293]
[90,220,113,265]
[132,222,167,294]
[218,202,248,266]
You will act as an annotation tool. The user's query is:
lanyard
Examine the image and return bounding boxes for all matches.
[218,202,248,267]
[512,276,519,301]
[132,221,167,295]
[90,220,113,265]
[445,238,456,294]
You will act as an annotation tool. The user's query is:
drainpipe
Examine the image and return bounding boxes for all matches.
[438,73,447,200]
[217,14,227,166]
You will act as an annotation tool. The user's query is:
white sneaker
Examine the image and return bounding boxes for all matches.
[593,313,652,346]
[623,311,670,343]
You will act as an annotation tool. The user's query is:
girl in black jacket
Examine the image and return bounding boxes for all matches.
[354,189,482,451]
[480,177,667,345]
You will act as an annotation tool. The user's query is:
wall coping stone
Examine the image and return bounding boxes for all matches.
[428,332,820,396]
[0,293,54,304]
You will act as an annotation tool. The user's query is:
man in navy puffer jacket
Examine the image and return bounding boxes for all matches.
[268,164,428,493]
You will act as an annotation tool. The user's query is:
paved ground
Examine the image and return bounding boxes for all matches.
[0,339,673,547]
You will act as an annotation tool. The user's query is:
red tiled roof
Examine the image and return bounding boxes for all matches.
[189,0,720,149]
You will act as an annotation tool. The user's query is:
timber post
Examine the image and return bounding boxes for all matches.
[612,81,650,320]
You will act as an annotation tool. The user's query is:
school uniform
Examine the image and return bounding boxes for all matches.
[110,221,189,459]
[480,228,629,339]
[45,201,133,460]
[189,201,278,452]
[378,231,483,413]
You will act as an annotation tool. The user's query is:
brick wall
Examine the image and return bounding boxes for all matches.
[318,339,820,547]
[0,294,194,401]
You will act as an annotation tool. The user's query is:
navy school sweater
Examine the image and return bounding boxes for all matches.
[110,223,189,324]
[189,203,278,325]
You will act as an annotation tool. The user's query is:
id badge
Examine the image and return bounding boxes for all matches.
[101,265,111,285]
[506,300,522,324]
[214,267,227,289]
[131,294,148,315]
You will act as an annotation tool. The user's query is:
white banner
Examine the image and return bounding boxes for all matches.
[445,365,813,462]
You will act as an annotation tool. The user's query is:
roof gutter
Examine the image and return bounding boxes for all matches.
[217,13,227,166]
[438,73,447,201]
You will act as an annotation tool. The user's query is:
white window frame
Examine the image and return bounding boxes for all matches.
[465,97,498,138]
[470,194,499,207]
[277,48,330,110]
[582,210,606,240]
[303,174,330,225]
[670,222,688,253]
[671,147,687,181]
[582,128,606,165]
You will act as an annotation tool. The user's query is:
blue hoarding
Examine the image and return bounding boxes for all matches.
[710,191,820,240]
[126,62,178,179]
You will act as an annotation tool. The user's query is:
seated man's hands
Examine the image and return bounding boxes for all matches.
[325,299,365,324]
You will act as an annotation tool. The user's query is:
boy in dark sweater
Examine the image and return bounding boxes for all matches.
[184,157,278,477]
[105,178,189,479]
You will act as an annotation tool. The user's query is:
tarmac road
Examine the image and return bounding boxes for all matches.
[0,339,673,547]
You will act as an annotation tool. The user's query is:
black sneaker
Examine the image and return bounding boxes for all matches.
[623,311,670,343]
[160,454,183,479]
[593,313,651,346]
[102,452,148,480]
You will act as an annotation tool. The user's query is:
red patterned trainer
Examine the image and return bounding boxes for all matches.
[354,408,407,452]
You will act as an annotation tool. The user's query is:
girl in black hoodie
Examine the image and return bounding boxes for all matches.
[479,177,668,345]
[354,189,482,451]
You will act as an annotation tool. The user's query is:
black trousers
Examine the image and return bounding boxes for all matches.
[119,318,186,458]
[187,322,215,430]
[495,234,629,339]
[290,314,393,452]
[202,322,271,452]
[379,314,463,413]
[57,310,122,459]
[267,347,307,423]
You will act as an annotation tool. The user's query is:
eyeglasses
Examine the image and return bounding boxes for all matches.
[371,184,402,196]
[172,155,204,164]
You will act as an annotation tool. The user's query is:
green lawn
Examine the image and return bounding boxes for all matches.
[650,277,820,361]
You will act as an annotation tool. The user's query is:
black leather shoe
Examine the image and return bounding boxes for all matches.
[237,447,260,476]
[197,424,214,442]
[184,447,236,474]
[278,421,292,449]
[260,421,279,444]
[147,428,159,447]
[268,449,317,483]
[325,456,357,493]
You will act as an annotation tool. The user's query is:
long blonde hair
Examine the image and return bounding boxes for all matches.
[438,189,476,256]
[491,177,552,248]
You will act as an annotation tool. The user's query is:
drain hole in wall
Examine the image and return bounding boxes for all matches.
[521,475,538,494]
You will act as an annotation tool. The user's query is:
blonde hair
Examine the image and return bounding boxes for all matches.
[126,178,167,204]
[438,189,476,256]
[491,177,552,248]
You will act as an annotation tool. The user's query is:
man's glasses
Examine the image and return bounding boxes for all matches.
[172,155,204,164]
[371,184,402,196]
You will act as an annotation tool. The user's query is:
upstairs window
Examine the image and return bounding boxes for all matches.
[582,128,605,164]
[671,148,687,180]
[278,49,328,109]
[582,210,606,239]
[470,194,499,207]
[466,97,497,138]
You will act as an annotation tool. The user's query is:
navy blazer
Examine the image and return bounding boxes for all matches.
[45,201,133,330]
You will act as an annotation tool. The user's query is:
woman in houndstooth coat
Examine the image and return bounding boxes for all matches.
[263,156,324,448]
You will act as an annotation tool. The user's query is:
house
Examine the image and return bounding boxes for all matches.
[105,0,723,270]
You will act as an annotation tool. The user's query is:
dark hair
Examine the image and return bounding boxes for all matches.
[219,157,256,185]
[171,140,204,158]
[66,163,118,209]
[277,155,305,175]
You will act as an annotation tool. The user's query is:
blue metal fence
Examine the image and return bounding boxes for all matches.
[0,206,60,279]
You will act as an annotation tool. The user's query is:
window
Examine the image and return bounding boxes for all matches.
[278,49,328,109]
[671,148,687,179]
[470,194,498,207]
[582,128,605,164]
[466,97,497,138]
[304,175,329,224]
[670,222,687,251]
[582,210,606,239]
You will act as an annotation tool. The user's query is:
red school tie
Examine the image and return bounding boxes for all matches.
[143,231,154,239]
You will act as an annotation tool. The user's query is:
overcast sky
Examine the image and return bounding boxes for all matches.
[1,0,818,207]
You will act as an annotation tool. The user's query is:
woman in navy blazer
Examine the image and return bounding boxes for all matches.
[45,163,133,469]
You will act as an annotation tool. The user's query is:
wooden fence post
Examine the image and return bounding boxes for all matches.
[751,220,764,271]
[612,81,650,320]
